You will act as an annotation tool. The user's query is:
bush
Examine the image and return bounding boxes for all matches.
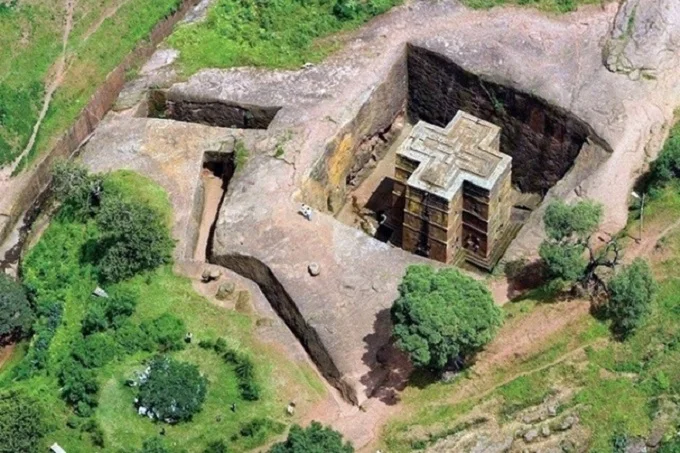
[51,160,103,219]
[539,200,603,285]
[13,301,62,379]
[648,123,680,190]
[204,440,229,453]
[94,195,173,283]
[114,321,155,353]
[71,333,117,368]
[0,391,46,453]
[59,359,100,416]
[142,313,186,352]
[82,287,138,335]
[140,436,171,453]
[137,356,208,423]
[0,273,34,343]
[269,422,353,453]
[607,258,656,339]
[391,265,503,371]
[224,349,261,401]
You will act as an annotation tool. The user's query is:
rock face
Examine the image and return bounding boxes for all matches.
[603,0,680,78]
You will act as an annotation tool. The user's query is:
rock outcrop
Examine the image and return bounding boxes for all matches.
[603,0,680,78]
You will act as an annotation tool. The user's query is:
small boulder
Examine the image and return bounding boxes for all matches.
[541,425,551,437]
[201,268,222,283]
[209,269,222,280]
[92,287,109,298]
[524,429,539,443]
[559,415,577,431]
[308,262,321,276]
[216,281,236,300]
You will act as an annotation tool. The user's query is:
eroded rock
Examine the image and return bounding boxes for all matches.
[603,0,680,77]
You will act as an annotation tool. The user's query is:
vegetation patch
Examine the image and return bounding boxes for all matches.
[167,0,402,74]
[461,0,599,13]
[0,166,324,451]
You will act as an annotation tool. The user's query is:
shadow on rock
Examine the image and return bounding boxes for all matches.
[360,308,413,406]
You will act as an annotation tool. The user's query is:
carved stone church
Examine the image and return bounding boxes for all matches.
[390,111,514,269]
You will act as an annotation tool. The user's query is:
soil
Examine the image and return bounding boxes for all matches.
[0,344,15,370]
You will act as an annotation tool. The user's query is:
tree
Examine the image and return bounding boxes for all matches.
[607,258,656,339]
[51,160,103,218]
[94,195,173,283]
[139,437,171,453]
[137,356,207,423]
[0,391,46,453]
[0,273,34,344]
[539,200,603,286]
[269,422,353,453]
[390,265,502,371]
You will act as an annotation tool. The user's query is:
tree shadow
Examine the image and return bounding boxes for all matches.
[503,258,547,301]
[359,308,413,406]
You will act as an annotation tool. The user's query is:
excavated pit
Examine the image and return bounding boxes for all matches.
[148,89,281,129]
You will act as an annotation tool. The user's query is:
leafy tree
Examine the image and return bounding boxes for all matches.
[390,265,502,371]
[204,440,229,453]
[0,273,34,343]
[82,287,138,335]
[137,356,207,423]
[51,160,103,218]
[607,258,656,339]
[269,422,353,453]
[94,195,173,283]
[539,200,603,286]
[0,391,46,453]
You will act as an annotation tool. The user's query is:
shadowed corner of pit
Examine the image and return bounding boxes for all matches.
[359,307,414,406]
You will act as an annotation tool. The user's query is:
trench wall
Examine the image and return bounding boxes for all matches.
[209,252,360,405]
[0,0,201,246]
[304,51,408,213]
[407,45,605,194]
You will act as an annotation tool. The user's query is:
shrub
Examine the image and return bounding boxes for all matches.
[114,321,155,353]
[13,301,62,378]
[137,356,207,423]
[607,258,656,339]
[82,287,138,335]
[391,265,502,371]
[59,359,100,416]
[268,422,353,453]
[51,160,103,219]
[71,333,117,368]
[539,200,603,285]
[649,123,680,190]
[142,313,186,352]
[204,440,229,453]
[224,349,261,401]
[94,195,173,283]
[0,273,34,343]
[0,391,46,453]
[140,436,171,453]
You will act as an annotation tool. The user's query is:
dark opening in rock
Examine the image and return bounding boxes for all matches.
[148,89,281,129]
[196,151,235,262]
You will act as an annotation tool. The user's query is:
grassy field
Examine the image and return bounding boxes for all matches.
[0,171,325,452]
[167,0,402,75]
[379,126,680,452]
[1,0,185,169]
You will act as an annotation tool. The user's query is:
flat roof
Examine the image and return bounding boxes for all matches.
[397,111,511,200]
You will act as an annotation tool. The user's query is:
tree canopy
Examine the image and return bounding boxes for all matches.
[137,356,207,423]
[391,265,502,371]
[539,200,603,285]
[0,391,46,453]
[0,273,34,343]
[269,422,353,453]
[607,258,656,339]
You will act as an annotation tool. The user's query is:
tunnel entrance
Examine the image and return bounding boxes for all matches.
[147,89,281,129]
[195,152,235,262]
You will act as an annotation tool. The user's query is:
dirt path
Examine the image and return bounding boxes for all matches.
[4,0,75,177]
[623,216,680,263]
[81,0,131,42]
[0,344,15,370]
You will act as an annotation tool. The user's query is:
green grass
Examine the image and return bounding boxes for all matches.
[0,171,325,452]
[3,0,184,170]
[167,0,402,75]
[461,0,600,13]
